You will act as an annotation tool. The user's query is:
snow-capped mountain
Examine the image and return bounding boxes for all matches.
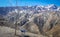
[57,7,60,11]
[0,4,60,24]
[45,4,58,11]
[0,4,60,15]
[0,4,60,36]
[3,4,59,19]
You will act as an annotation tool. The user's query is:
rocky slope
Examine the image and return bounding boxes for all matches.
[0,4,60,37]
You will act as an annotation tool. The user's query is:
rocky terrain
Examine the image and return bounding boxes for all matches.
[0,4,60,37]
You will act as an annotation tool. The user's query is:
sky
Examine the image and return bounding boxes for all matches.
[0,0,60,7]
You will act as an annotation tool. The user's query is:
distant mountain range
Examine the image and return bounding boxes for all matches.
[0,4,60,15]
[0,4,60,26]
[0,4,60,37]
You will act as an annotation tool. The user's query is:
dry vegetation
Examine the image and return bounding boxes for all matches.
[0,11,60,37]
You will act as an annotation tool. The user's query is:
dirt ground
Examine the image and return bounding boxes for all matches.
[0,26,47,37]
